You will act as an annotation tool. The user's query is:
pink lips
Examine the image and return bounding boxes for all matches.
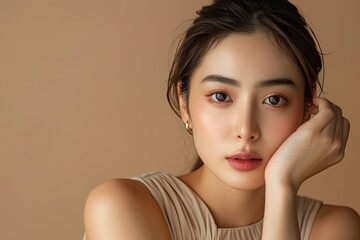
[226,152,262,171]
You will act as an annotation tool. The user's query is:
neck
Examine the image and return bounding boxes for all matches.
[179,166,265,228]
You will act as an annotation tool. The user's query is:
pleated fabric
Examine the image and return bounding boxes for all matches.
[83,172,322,240]
[134,172,322,240]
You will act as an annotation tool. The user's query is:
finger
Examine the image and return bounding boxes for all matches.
[334,105,344,139]
[306,97,335,131]
[320,101,339,138]
[341,117,350,152]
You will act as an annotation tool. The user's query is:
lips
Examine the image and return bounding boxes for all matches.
[226,152,261,161]
[226,151,263,171]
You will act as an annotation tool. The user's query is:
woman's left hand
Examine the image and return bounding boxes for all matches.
[264,97,350,192]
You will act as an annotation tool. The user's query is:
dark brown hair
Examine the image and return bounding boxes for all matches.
[166,0,324,170]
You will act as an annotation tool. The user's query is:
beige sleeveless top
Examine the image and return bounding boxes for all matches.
[134,172,322,240]
[83,172,322,240]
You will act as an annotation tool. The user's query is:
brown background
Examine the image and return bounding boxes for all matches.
[1,0,359,239]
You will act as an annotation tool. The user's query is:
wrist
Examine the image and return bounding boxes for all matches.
[265,176,299,196]
[263,179,301,240]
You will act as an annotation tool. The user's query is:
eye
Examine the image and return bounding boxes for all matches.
[210,92,231,102]
[263,95,287,106]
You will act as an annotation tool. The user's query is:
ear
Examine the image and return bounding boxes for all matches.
[177,82,191,125]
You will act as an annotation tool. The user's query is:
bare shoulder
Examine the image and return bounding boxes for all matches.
[310,204,360,240]
[84,178,171,240]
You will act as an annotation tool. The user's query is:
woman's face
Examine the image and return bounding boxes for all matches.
[180,32,307,190]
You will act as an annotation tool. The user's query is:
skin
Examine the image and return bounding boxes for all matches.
[84,32,359,240]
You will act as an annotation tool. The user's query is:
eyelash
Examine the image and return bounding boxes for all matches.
[208,91,288,107]
[208,91,232,103]
[263,95,288,106]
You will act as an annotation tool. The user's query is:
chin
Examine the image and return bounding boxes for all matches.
[216,169,266,191]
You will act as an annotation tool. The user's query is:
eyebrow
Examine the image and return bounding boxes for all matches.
[201,74,297,89]
[201,75,240,87]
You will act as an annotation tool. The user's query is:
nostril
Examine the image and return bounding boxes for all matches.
[237,135,256,140]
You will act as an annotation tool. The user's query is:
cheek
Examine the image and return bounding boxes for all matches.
[261,107,304,150]
[189,97,234,151]
[191,102,229,140]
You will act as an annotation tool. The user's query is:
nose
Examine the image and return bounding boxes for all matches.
[235,101,260,141]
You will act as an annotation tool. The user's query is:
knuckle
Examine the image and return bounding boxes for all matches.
[337,106,343,116]
[321,135,333,147]
[343,117,350,128]
[333,152,345,164]
[337,151,345,161]
[323,107,335,119]
[331,140,342,152]
[301,128,316,141]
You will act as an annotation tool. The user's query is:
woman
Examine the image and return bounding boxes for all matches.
[84,0,359,239]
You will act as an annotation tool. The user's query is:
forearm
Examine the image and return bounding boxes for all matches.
[262,183,300,240]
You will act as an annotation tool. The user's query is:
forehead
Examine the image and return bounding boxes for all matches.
[192,31,304,88]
